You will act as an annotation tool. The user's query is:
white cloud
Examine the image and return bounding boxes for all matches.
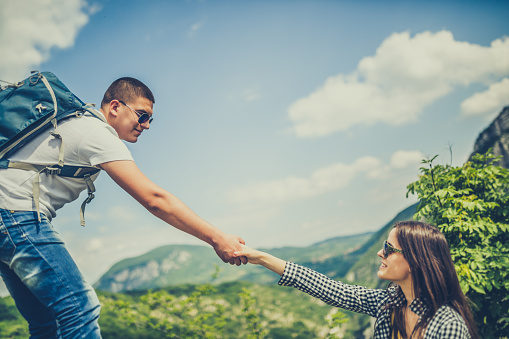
[390,150,425,169]
[232,156,361,203]
[0,0,94,82]
[460,78,509,116]
[228,150,423,205]
[288,31,509,138]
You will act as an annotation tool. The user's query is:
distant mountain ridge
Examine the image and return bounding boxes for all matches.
[95,232,374,292]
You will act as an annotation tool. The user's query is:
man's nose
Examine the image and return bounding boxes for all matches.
[140,121,150,129]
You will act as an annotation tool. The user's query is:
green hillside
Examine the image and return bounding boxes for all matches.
[0,279,370,339]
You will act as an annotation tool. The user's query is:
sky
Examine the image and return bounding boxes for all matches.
[0,0,508,288]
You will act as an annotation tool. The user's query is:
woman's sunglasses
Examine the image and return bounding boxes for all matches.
[382,241,404,259]
[119,100,153,124]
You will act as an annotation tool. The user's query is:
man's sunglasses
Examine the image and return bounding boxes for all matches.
[382,241,404,259]
[119,100,153,124]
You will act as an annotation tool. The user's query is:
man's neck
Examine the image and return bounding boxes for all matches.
[98,107,109,124]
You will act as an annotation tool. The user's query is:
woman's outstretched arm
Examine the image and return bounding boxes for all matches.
[234,245,287,275]
[234,245,384,317]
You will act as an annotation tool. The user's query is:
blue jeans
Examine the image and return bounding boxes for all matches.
[0,209,101,338]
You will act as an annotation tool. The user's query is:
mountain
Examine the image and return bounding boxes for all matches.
[94,232,374,293]
[470,106,509,168]
[343,203,418,289]
[95,201,418,295]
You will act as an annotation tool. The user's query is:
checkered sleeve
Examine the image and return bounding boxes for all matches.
[437,321,470,339]
[278,262,384,317]
[426,305,472,338]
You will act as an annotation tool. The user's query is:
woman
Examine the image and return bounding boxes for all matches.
[234,221,478,338]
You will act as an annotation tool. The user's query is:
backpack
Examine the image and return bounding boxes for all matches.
[0,71,106,226]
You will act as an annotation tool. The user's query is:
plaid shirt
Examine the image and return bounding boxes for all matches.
[278,262,471,339]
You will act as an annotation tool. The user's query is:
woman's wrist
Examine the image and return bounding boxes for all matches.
[261,254,286,276]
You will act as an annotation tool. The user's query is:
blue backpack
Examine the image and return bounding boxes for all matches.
[0,71,105,226]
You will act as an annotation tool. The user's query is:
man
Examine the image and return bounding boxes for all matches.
[0,76,246,338]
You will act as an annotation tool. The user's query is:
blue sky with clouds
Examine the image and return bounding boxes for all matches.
[1,0,508,286]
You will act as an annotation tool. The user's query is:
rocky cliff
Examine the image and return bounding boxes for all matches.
[470,106,509,168]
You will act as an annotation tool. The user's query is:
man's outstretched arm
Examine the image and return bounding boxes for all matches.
[100,160,247,265]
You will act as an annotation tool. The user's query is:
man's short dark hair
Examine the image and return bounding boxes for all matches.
[101,77,155,107]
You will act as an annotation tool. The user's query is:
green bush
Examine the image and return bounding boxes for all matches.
[407,151,509,338]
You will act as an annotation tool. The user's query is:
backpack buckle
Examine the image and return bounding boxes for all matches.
[46,167,61,175]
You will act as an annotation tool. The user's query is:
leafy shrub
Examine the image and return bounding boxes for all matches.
[407,151,509,338]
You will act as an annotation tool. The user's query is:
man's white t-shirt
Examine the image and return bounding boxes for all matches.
[0,111,133,219]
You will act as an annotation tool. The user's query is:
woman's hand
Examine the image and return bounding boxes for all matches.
[233,245,267,265]
[234,245,287,276]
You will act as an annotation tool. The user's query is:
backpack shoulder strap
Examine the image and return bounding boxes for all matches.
[83,106,107,123]
[6,162,101,227]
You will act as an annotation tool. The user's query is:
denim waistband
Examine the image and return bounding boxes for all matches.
[0,209,47,223]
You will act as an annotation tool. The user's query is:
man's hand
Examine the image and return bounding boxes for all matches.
[213,233,248,266]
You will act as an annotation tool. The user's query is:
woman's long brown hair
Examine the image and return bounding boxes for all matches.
[391,221,478,338]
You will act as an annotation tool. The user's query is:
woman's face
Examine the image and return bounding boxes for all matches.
[377,228,412,285]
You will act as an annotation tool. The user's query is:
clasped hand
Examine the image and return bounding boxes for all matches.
[213,233,248,266]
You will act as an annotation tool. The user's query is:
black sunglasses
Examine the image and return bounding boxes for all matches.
[119,100,153,124]
[382,241,403,259]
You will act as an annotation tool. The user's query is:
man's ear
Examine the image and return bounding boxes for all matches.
[109,100,121,117]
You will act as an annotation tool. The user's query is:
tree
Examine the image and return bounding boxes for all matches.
[407,151,509,338]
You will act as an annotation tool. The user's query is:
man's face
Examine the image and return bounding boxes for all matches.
[114,96,154,143]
